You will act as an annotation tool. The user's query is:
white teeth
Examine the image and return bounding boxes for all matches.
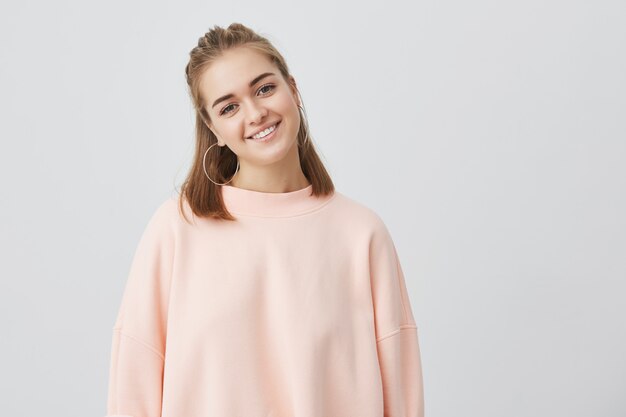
[250,124,276,139]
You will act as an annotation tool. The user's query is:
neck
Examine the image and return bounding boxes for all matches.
[229,141,309,193]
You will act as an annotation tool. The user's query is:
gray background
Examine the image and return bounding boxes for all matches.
[1,0,624,416]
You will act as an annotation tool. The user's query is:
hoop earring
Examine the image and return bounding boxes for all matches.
[202,142,240,186]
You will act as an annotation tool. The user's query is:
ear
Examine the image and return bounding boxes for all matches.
[205,121,225,146]
[288,76,301,107]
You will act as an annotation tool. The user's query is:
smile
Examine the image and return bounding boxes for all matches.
[247,121,281,142]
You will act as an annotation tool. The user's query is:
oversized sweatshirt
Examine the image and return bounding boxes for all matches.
[105,183,424,417]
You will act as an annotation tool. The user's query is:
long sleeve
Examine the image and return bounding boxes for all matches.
[105,201,176,417]
[369,218,425,417]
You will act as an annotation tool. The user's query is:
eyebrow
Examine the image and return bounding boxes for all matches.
[211,72,276,109]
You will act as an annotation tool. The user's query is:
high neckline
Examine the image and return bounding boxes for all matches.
[219,184,336,218]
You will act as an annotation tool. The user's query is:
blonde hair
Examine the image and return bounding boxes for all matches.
[178,22,334,222]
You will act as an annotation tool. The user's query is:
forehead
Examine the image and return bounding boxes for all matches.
[200,48,277,97]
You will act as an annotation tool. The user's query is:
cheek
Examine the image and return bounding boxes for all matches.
[274,92,296,111]
[278,98,300,123]
[222,119,245,137]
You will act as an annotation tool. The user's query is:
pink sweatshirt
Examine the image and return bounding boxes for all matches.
[105,184,424,417]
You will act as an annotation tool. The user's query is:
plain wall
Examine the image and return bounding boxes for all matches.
[0,0,624,416]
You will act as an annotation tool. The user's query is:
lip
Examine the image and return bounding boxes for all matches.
[246,121,281,142]
[246,121,281,139]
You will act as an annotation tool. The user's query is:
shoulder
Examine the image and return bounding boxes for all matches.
[139,195,186,239]
[147,196,180,223]
[330,191,391,237]
[331,191,404,266]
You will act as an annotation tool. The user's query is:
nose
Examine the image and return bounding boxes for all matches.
[244,99,268,124]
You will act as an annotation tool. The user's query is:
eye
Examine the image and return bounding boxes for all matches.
[219,83,276,116]
[220,104,235,116]
[258,83,275,95]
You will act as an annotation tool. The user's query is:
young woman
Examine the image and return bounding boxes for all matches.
[104,23,424,417]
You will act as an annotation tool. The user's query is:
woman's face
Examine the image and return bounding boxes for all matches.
[199,47,302,168]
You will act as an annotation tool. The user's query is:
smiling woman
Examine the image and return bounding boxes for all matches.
[197,48,303,173]
[177,26,335,221]
[103,22,424,417]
